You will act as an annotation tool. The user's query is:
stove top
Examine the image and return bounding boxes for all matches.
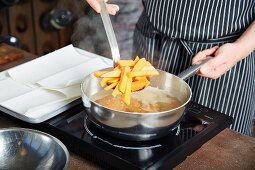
[44,102,233,170]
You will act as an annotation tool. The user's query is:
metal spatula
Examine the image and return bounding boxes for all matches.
[99,0,120,67]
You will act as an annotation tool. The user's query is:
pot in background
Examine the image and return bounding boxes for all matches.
[0,128,69,170]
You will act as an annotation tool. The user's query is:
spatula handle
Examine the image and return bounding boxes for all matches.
[177,58,211,80]
[99,0,120,67]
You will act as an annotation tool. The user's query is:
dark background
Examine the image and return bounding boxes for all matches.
[0,0,143,58]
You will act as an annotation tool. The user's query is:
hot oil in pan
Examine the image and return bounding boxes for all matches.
[91,86,182,113]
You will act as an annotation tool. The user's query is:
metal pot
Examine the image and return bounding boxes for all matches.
[0,128,69,170]
[81,59,209,141]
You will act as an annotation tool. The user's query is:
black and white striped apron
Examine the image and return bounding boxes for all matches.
[133,0,255,136]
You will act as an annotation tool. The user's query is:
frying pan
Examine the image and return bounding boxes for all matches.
[81,59,210,141]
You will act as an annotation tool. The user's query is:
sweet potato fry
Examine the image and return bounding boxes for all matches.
[142,65,156,71]
[114,65,121,70]
[131,77,150,91]
[132,58,151,71]
[134,56,140,63]
[112,83,120,97]
[93,56,159,105]
[100,77,117,87]
[118,56,139,67]
[106,78,119,84]
[122,78,132,105]
[104,82,118,91]
[118,60,134,67]
[127,70,159,78]
[100,70,121,77]
[134,76,147,81]
[94,70,110,78]
[119,66,131,93]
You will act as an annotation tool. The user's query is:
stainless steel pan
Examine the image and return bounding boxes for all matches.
[81,59,210,141]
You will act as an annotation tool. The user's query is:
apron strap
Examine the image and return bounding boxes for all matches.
[178,32,242,56]
[149,30,242,56]
[136,12,242,56]
[179,40,195,56]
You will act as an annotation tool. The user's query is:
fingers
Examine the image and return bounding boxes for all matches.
[87,0,101,13]
[199,58,220,76]
[106,4,120,15]
[86,0,119,15]
[198,53,233,79]
[192,46,219,64]
[198,62,229,79]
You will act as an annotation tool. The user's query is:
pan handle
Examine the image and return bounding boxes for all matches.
[177,58,211,80]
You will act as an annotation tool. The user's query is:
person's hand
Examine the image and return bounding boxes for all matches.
[86,0,119,15]
[192,43,243,79]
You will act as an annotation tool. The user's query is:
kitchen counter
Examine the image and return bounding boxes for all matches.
[0,44,254,169]
[0,113,254,170]
[0,43,36,71]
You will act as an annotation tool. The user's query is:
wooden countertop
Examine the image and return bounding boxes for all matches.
[0,43,36,71]
[175,129,255,170]
[0,44,254,169]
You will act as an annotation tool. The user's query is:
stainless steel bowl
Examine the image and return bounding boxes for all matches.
[81,69,192,141]
[0,128,69,170]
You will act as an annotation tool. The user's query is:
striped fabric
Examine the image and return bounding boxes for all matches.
[143,0,255,41]
[133,0,255,136]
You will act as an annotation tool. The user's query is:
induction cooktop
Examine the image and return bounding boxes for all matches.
[42,102,233,170]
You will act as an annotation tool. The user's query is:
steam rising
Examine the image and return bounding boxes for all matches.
[71,10,111,58]
[62,0,143,59]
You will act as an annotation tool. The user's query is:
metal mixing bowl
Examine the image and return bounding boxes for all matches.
[81,69,192,141]
[0,128,69,170]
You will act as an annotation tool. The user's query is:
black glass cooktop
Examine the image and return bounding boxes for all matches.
[43,102,232,170]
